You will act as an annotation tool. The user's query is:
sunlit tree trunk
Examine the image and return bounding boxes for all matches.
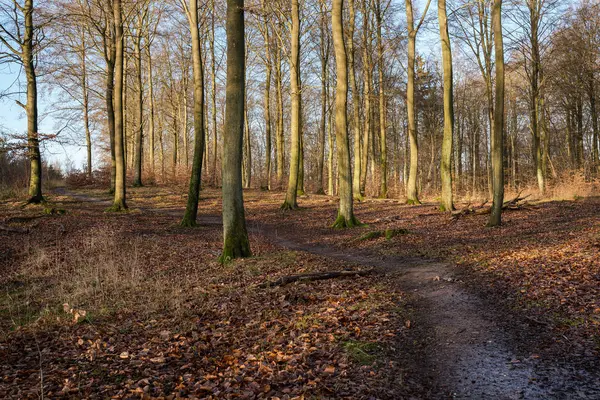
[19,0,43,203]
[261,0,272,189]
[110,0,128,211]
[375,0,387,198]
[332,0,359,227]
[79,28,92,178]
[282,0,302,210]
[316,0,329,195]
[489,0,505,227]
[181,0,207,227]
[275,38,284,189]
[438,0,454,211]
[405,0,431,205]
[348,0,362,200]
[221,0,251,260]
[360,0,371,195]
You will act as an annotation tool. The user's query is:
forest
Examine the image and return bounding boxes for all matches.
[1,0,600,398]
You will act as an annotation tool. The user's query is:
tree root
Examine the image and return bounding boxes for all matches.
[258,268,376,288]
[331,214,362,229]
[280,200,298,211]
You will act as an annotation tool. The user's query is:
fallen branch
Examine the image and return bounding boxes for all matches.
[0,225,29,234]
[258,269,376,288]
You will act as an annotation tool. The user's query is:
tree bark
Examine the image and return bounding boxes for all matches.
[375,0,387,198]
[405,0,431,205]
[488,0,505,227]
[348,0,362,200]
[282,0,302,210]
[332,0,359,228]
[221,0,251,260]
[21,0,43,204]
[181,0,207,227]
[110,0,128,211]
[438,0,454,211]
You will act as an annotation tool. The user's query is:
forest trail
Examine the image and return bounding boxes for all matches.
[55,188,600,399]
[253,224,600,399]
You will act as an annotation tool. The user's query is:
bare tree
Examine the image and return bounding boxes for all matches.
[0,0,44,203]
[221,0,250,260]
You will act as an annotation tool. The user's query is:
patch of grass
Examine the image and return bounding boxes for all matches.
[343,340,381,365]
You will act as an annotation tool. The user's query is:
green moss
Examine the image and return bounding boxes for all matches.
[332,213,362,229]
[343,340,380,365]
[385,228,409,239]
[406,198,421,206]
[359,229,409,241]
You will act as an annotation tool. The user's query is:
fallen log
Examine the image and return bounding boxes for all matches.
[258,269,376,288]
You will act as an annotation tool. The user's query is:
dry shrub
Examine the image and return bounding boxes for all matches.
[549,171,598,200]
[7,229,195,332]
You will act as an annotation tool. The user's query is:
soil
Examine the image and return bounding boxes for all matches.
[2,187,599,399]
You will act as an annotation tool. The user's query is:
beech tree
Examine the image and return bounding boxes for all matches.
[405,0,432,205]
[0,0,44,203]
[438,0,454,211]
[281,0,302,210]
[221,0,250,260]
[489,0,504,227]
[331,0,359,228]
[180,0,207,227]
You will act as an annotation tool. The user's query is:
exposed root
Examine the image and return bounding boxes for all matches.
[332,214,362,229]
[281,200,298,211]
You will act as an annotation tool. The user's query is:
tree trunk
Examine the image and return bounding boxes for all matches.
[317,0,329,195]
[488,0,504,227]
[211,0,219,186]
[275,41,285,189]
[405,0,430,205]
[360,0,371,194]
[147,39,156,180]
[376,1,387,198]
[181,0,207,227]
[221,0,251,260]
[348,0,362,200]
[438,0,454,211]
[110,0,127,211]
[133,18,144,187]
[78,28,93,178]
[22,0,42,203]
[332,0,359,228]
[282,0,302,210]
[262,1,272,189]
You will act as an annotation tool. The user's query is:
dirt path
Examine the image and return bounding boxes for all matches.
[55,188,600,399]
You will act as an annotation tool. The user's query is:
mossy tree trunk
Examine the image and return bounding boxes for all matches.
[489,0,505,227]
[221,0,251,261]
[438,0,454,212]
[181,0,207,227]
[282,0,302,210]
[332,0,359,228]
[22,0,43,203]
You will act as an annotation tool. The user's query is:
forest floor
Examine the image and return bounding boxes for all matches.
[0,185,599,399]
